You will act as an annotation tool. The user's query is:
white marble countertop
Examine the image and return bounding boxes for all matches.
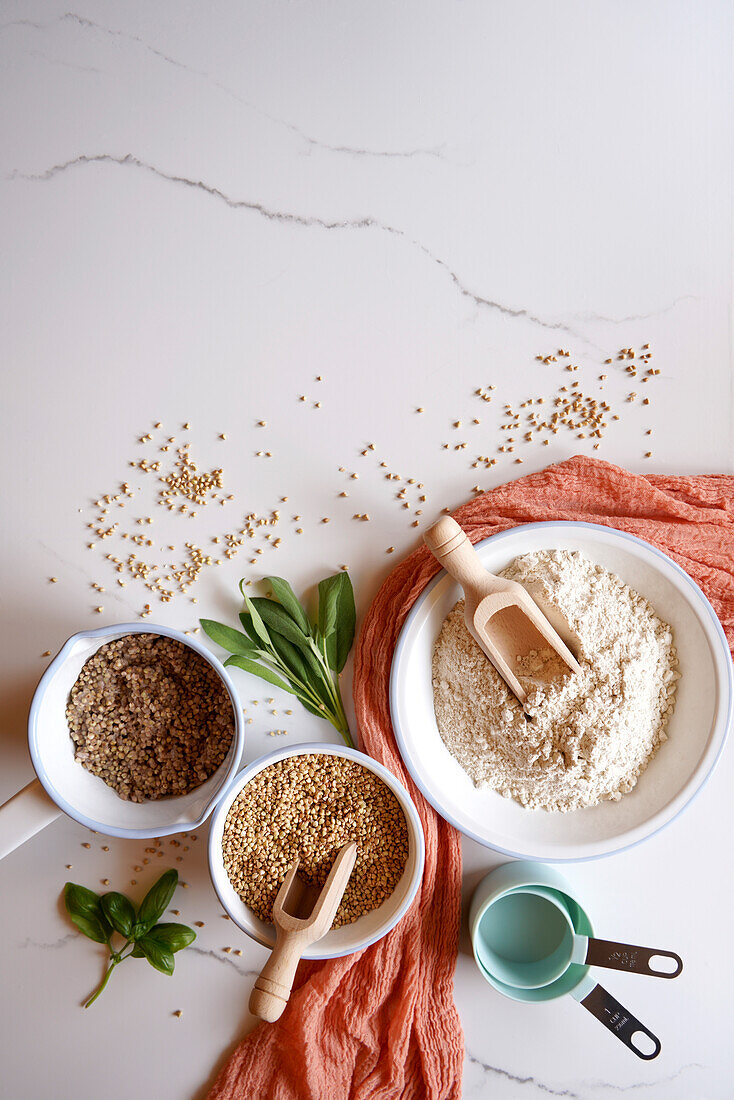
[1,2,733,1097]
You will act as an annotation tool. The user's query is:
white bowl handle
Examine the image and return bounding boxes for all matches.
[0,779,62,860]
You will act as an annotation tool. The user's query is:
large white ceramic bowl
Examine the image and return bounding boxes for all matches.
[208,742,425,959]
[390,522,733,861]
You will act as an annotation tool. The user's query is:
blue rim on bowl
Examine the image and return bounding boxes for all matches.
[207,741,426,960]
[390,521,733,861]
[28,622,245,839]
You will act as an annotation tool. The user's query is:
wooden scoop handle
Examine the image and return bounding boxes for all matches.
[249,933,304,1022]
[424,516,497,594]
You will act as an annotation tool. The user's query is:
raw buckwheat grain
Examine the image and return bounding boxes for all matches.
[222,754,409,927]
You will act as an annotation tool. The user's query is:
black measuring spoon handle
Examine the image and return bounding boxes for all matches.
[585,938,683,978]
[580,983,662,1060]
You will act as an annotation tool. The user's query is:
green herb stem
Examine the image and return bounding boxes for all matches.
[64,871,196,1009]
[266,649,329,712]
[332,687,353,746]
[84,957,122,1008]
[277,643,354,747]
[312,637,352,744]
[266,643,353,742]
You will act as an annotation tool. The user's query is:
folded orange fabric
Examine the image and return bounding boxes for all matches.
[207,456,734,1100]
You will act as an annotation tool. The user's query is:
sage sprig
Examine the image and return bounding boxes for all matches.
[63,870,196,1007]
[201,572,356,747]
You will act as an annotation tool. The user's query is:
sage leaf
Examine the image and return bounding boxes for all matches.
[137,937,175,976]
[317,572,356,672]
[206,573,355,747]
[298,695,329,719]
[267,630,328,697]
[238,612,262,647]
[224,654,295,693]
[134,869,178,937]
[100,892,136,938]
[146,923,197,953]
[264,576,312,635]
[244,595,272,648]
[249,597,311,649]
[200,619,259,656]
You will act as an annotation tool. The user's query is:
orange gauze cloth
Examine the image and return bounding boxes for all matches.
[207,456,734,1100]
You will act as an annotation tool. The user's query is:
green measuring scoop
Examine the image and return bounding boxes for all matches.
[476,885,682,990]
[469,861,684,1061]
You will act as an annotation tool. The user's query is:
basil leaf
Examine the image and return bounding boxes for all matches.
[317,572,356,672]
[200,619,259,656]
[64,883,112,942]
[131,943,144,958]
[146,923,196,953]
[69,913,111,944]
[65,882,102,920]
[137,937,175,976]
[134,870,178,937]
[244,596,272,648]
[224,654,295,693]
[264,576,312,635]
[249,598,311,649]
[100,892,136,938]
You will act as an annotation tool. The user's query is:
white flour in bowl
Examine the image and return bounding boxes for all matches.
[432,549,679,812]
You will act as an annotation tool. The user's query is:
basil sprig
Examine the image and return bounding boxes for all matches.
[63,870,196,1007]
[201,571,356,747]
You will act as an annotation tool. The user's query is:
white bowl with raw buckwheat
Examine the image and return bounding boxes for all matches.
[207,742,425,959]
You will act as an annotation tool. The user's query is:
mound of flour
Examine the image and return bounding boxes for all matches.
[432,550,679,812]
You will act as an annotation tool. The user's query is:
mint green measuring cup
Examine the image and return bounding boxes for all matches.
[470,862,680,1060]
[477,885,682,990]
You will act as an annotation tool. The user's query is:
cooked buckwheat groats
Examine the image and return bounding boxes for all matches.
[66,633,234,801]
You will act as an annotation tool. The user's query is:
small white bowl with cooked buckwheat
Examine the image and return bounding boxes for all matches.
[207,743,425,959]
[0,623,245,859]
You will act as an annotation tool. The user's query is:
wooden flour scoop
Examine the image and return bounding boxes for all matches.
[249,842,358,1022]
[424,517,581,708]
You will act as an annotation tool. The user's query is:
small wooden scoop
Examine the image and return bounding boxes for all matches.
[248,842,358,1022]
[424,517,581,708]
